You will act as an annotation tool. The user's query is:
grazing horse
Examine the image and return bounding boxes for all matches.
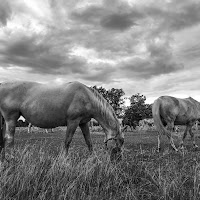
[152,96,200,151]
[0,81,124,161]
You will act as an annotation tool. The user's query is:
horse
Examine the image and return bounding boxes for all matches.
[0,81,124,161]
[152,96,200,152]
[27,123,54,134]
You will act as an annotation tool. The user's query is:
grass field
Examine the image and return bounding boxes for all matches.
[1,127,200,200]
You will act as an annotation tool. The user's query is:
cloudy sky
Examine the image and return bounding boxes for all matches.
[0,0,200,104]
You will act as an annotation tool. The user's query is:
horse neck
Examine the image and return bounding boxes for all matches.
[89,87,119,136]
[95,112,117,132]
[196,101,200,117]
[190,99,200,118]
[92,105,119,136]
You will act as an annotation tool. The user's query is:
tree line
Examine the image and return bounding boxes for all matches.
[91,86,152,128]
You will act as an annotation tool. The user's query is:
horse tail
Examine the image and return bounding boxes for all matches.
[152,98,171,138]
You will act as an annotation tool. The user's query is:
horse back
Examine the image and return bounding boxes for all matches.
[0,82,39,111]
[0,81,94,128]
[159,96,200,124]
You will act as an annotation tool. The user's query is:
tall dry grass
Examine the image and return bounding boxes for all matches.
[1,141,200,200]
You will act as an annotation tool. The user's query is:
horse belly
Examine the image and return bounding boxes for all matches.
[21,102,67,128]
[23,111,66,128]
[174,118,187,125]
[175,115,195,125]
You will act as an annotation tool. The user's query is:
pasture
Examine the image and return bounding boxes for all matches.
[1,128,200,200]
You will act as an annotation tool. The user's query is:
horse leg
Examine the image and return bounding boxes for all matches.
[188,125,198,149]
[64,119,80,155]
[79,122,93,153]
[0,117,5,162]
[179,126,189,149]
[169,137,178,152]
[5,121,16,146]
[28,123,32,134]
[4,119,17,160]
[166,122,178,152]
[91,120,94,132]
[157,134,161,152]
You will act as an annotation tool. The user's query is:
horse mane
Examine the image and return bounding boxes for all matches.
[188,96,197,101]
[89,87,120,131]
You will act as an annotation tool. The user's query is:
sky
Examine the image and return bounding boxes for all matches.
[0,0,200,104]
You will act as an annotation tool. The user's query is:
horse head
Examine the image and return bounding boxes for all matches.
[103,119,124,161]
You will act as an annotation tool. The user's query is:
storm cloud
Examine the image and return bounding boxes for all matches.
[0,0,12,26]
[0,0,200,103]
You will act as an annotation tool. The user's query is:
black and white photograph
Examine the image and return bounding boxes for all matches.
[1,0,200,199]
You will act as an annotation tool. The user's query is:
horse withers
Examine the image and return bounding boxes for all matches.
[0,81,124,161]
[152,96,200,152]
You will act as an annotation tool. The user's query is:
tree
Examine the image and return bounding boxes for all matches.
[130,93,146,105]
[123,93,152,129]
[144,104,152,119]
[107,88,125,117]
[91,86,125,117]
[92,86,108,100]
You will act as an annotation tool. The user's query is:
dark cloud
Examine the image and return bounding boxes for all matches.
[147,40,172,60]
[80,65,115,82]
[144,1,200,33]
[67,0,200,60]
[0,0,12,26]
[83,30,134,54]
[71,5,105,26]
[0,0,199,95]
[161,2,200,32]
[119,39,184,79]
[100,13,137,30]
[5,36,49,57]
[71,1,143,31]
[120,57,183,79]
[0,34,87,75]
